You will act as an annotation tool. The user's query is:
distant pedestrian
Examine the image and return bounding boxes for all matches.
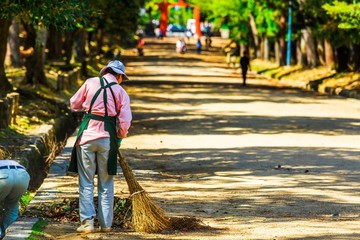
[137,38,145,56]
[205,35,212,49]
[159,28,163,40]
[230,42,240,68]
[69,60,132,233]
[176,38,186,54]
[185,29,192,43]
[223,39,239,67]
[0,148,30,240]
[196,39,202,54]
[240,50,251,86]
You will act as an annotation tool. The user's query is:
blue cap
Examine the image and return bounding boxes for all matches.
[100,60,129,80]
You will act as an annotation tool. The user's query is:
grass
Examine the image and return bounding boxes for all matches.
[252,59,360,96]
[25,218,48,240]
[0,126,26,144]
[19,191,35,215]
[20,191,34,207]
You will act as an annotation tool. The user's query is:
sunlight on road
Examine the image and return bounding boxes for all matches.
[126,133,360,149]
[116,38,360,239]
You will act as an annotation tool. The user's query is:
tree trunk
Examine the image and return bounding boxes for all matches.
[259,37,264,60]
[324,38,335,70]
[75,29,86,62]
[0,99,10,129]
[350,44,360,71]
[5,32,11,67]
[23,23,49,87]
[0,18,13,92]
[317,40,325,66]
[35,27,48,84]
[278,14,287,66]
[263,37,269,61]
[75,29,88,77]
[47,25,63,60]
[8,18,21,67]
[336,46,350,72]
[96,28,104,55]
[23,22,36,85]
[279,37,286,66]
[302,28,317,67]
[64,30,78,66]
[296,35,307,66]
[240,42,246,56]
[275,40,280,64]
[249,13,260,58]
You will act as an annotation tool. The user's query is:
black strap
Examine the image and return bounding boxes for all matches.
[103,77,118,114]
[88,77,117,115]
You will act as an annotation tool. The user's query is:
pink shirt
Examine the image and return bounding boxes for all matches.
[70,74,132,145]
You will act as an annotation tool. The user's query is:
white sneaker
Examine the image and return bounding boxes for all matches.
[76,218,95,233]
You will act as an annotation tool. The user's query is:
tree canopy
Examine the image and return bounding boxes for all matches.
[1,0,359,93]
[323,1,360,30]
[0,0,145,91]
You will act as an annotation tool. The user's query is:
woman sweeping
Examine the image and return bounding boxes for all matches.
[68,60,132,233]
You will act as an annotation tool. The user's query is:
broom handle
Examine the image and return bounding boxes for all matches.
[117,149,144,193]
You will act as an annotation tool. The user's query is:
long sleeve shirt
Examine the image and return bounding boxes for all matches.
[70,73,132,145]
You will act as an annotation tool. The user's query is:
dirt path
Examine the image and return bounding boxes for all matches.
[39,37,360,239]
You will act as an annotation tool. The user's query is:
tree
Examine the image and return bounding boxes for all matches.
[20,0,91,86]
[0,20,12,91]
[0,0,91,91]
[323,1,360,71]
[323,1,360,30]
[8,18,22,68]
[186,0,286,63]
[89,0,145,54]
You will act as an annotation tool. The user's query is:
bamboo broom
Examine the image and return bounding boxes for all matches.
[117,149,170,233]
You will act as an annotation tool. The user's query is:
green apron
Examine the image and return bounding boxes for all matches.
[68,77,119,175]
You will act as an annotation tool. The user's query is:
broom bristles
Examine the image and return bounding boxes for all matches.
[117,150,170,233]
[132,192,170,233]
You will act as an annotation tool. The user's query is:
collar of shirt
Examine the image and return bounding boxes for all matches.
[102,73,118,84]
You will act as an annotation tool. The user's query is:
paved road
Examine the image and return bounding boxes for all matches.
[124,38,360,239]
[8,37,360,239]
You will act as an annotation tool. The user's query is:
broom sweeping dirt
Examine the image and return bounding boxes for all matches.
[117,149,170,233]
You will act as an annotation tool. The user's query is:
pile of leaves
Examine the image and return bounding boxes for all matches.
[23,196,133,228]
[169,216,212,232]
[23,195,211,232]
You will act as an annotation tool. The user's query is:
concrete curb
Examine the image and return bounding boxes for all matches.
[5,132,77,239]
[258,72,360,100]
[4,218,39,240]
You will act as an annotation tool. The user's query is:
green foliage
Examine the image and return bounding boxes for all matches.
[25,218,48,240]
[0,126,26,143]
[90,0,144,40]
[168,6,192,26]
[0,2,21,18]
[251,1,280,38]
[323,1,360,29]
[20,191,33,207]
[0,0,93,30]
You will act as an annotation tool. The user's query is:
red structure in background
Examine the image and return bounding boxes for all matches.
[157,0,171,37]
[157,0,201,38]
[193,5,201,38]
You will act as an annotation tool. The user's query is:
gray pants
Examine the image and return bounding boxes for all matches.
[76,137,114,228]
[0,167,30,237]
